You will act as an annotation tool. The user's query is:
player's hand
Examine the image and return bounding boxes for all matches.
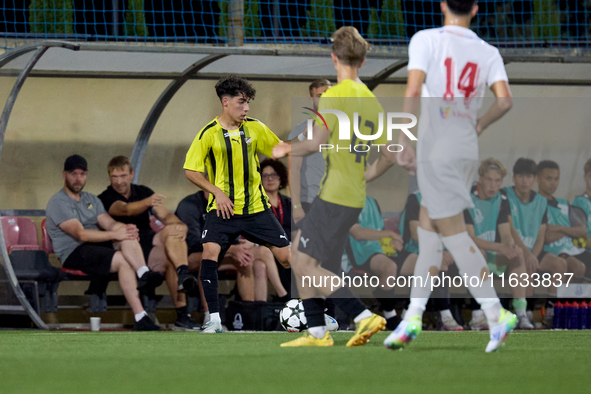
[385,231,404,251]
[395,143,417,175]
[272,142,291,159]
[147,193,166,207]
[499,243,518,260]
[293,205,305,223]
[442,251,454,270]
[113,224,139,241]
[525,252,540,274]
[213,190,234,219]
[235,240,255,267]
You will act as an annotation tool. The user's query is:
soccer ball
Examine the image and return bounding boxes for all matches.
[280,299,340,332]
[280,299,307,332]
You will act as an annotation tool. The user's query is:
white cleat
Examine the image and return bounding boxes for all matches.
[440,315,464,331]
[200,319,223,333]
[485,310,518,353]
[324,314,339,332]
[517,315,534,330]
[470,313,489,331]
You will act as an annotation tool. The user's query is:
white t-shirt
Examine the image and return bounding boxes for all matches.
[408,26,508,162]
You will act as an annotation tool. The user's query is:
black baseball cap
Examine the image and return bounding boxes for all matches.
[64,155,88,172]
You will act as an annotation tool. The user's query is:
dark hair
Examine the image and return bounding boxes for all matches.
[260,158,289,190]
[537,160,559,174]
[445,0,477,15]
[585,158,591,175]
[309,79,331,97]
[513,158,537,176]
[215,75,256,101]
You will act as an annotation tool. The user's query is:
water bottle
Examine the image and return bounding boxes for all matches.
[553,301,563,329]
[569,302,580,330]
[579,301,588,330]
[562,302,571,329]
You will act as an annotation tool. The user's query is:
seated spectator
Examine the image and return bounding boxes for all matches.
[175,187,256,325]
[463,158,531,329]
[537,160,588,278]
[503,158,568,298]
[257,159,291,302]
[344,195,407,330]
[98,156,197,330]
[398,191,462,331]
[571,158,591,274]
[46,155,162,331]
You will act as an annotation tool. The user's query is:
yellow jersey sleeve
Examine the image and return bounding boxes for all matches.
[254,120,280,157]
[184,127,212,172]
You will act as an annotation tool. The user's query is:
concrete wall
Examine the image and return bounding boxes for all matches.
[1,77,590,215]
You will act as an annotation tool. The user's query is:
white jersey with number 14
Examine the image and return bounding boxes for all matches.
[408,25,508,162]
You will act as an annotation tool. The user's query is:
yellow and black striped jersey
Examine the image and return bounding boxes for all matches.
[317,79,388,208]
[184,117,280,215]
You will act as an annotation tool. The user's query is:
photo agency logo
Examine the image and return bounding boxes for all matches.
[302,107,418,152]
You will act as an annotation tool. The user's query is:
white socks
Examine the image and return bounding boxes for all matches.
[137,266,149,278]
[441,232,501,323]
[210,312,221,323]
[384,309,397,319]
[406,227,443,319]
[353,309,373,323]
[203,311,211,324]
[309,326,328,339]
[135,311,147,322]
[440,309,453,320]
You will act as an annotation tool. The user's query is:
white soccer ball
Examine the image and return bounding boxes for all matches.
[280,299,339,332]
[280,299,307,332]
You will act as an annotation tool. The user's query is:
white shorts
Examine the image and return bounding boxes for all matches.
[417,159,478,220]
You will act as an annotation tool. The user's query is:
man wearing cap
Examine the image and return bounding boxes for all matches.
[46,155,162,331]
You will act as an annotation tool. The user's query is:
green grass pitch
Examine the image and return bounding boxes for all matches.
[0,330,589,394]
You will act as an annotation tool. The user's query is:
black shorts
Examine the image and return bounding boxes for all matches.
[139,230,155,261]
[188,243,204,255]
[390,249,412,266]
[202,209,290,251]
[537,250,548,262]
[298,197,362,267]
[63,242,116,278]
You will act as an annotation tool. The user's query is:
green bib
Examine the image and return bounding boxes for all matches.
[545,197,584,256]
[572,194,591,252]
[503,187,547,251]
[348,196,386,266]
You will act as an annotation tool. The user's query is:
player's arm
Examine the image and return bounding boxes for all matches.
[409,220,419,243]
[396,70,423,175]
[365,147,397,182]
[290,153,305,223]
[531,223,546,257]
[287,123,330,157]
[185,170,234,219]
[108,194,166,217]
[59,216,135,243]
[546,223,587,242]
[349,224,403,250]
[475,81,513,135]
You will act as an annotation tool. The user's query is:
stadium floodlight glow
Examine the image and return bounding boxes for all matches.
[305,110,417,141]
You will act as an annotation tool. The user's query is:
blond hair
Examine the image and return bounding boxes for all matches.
[331,26,370,67]
[478,158,507,178]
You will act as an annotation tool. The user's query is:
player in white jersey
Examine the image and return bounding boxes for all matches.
[384,0,516,353]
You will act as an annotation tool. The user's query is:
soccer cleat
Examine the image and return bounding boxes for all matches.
[383,315,422,350]
[200,319,223,333]
[517,315,534,330]
[469,313,489,331]
[176,265,198,293]
[174,313,199,331]
[324,314,339,332]
[346,314,386,347]
[280,331,334,347]
[137,271,165,292]
[485,309,518,353]
[133,315,161,331]
[439,315,464,331]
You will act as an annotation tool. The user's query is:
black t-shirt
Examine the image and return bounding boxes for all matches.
[98,184,154,231]
[175,191,208,251]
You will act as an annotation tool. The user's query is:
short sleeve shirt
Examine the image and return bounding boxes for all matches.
[98,184,155,231]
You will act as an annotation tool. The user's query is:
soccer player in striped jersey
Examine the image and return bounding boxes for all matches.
[386,0,517,352]
[274,26,397,347]
[184,76,290,333]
